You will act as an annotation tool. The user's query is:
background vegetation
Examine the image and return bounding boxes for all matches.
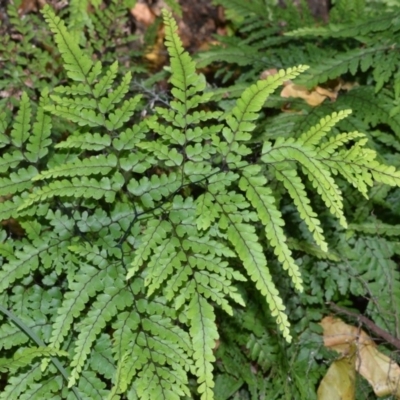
[1,0,400,399]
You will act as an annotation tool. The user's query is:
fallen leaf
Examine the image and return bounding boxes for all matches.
[318,354,356,400]
[280,82,336,106]
[320,316,400,398]
[131,2,156,27]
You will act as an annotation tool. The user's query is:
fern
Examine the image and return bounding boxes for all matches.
[2,2,400,399]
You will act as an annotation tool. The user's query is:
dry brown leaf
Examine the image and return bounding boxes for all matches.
[280,83,336,106]
[131,2,156,27]
[357,344,400,397]
[260,69,357,107]
[320,316,400,398]
[260,68,278,80]
[317,355,356,400]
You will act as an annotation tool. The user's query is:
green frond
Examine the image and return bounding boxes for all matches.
[224,66,309,146]
[214,0,266,19]
[0,241,48,293]
[193,270,242,314]
[0,151,24,173]
[0,166,38,197]
[47,265,111,352]
[4,4,400,399]
[0,347,68,374]
[340,87,400,137]
[239,169,304,290]
[10,92,31,148]
[20,173,125,210]
[137,141,184,167]
[0,195,23,221]
[196,192,222,230]
[109,352,129,399]
[99,71,131,113]
[318,131,365,157]
[112,123,149,151]
[127,219,172,280]
[44,104,104,127]
[79,370,108,400]
[25,97,52,163]
[144,238,183,297]
[349,221,400,236]
[42,5,93,82]
[0,111,10,143]
[196,45,262,69]
[262,140,347,228]
[69,287,132,388]
[127,173,182,208]
[286,13,395,38]
[164,0,182,17]
[275,168,328,251]
[296,46,391,88]
[111,298,192,399]
[227,222,291,342]
[53,82,92,96]
[163,10,197,88]
[105,95,141,130]
[93,61,119,99]
[287,238,340,261]
[0,367,42,400]
[55,132,111,151]
[188,293,219,400]
[298,110,352,147]
[33,154,117,181]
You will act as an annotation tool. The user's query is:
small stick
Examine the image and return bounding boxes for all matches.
[328,302,400,351]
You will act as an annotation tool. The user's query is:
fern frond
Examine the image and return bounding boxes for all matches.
[227,222,291,341]
[0,367,42,400]
[188,293,219,400]
[78,370,108,400]
[112,123,149,151]
[42,5,93,82]
[44,104,104,127]
[33,154,117,181]
[298,110,352,147]
[105,95,141,130]
[262,140,347,227]
[0,240,51,293]
[275,168,328,251]
[0,151,24,174]
[127,219,171,280]
[100,71,132,113]
[25,95,52,163]
[127,173,182,208]
[10,92,31,148]
[223,66,309,146]
[0,347,68,374]
[112,298,192,399]
[90,61,116,98]
[0,166,38,197]
[20,173,124,210]
[296,45,392,88]
[163,10,201,95]
[55,132,111,151]
[47,265,111,353]
[286,13,395,38]
[239,168,304,290]
[69,287,132,388]
[349,222,400,236]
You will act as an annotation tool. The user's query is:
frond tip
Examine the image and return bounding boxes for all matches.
[41,5,93,82]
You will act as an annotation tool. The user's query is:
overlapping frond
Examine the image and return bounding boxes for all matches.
[2,4,400,400]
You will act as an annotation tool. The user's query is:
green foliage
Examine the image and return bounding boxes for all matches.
[198,0,400,398]
[1,1,400,399]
